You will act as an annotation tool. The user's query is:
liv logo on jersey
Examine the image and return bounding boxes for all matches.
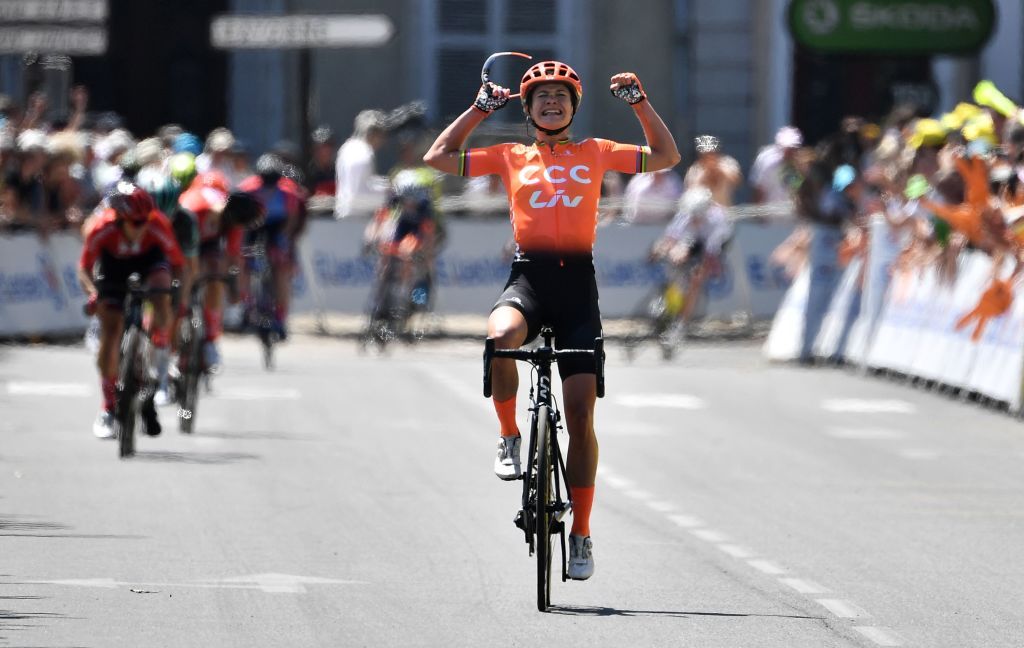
[529,189,583,209]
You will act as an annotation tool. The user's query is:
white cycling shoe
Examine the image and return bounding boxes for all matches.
[567,534,594,580]
[93,410,116,440]
[494,435,522,481]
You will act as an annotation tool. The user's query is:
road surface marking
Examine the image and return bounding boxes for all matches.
[748,559,786,575]
[667,514,704,528]
[780,577,830,594]
[6,381,90,397]
[854,626,904,646]
[817,598,870,618]
[717,544,755,558]
[31,573,365,594]
[613,394,707,409]
[691,529,729,543]
[211,572,364,593]
[826,427,906,440]
[215,387,301,400]
[898,448,940,460]
[33,578,118,588]
[624,489,653,500]
[821,399,915,414]
[600,474,635,490]
[646,500,675,512]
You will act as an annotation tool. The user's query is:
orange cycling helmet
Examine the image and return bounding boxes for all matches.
[519,60,583,109]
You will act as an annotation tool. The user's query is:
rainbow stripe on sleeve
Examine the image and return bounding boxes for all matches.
[637,146,650,173]
[459,150,468,176]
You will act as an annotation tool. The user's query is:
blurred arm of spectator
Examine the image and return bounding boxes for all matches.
[64,85,89,132]
[19,92,48,132]
[598,171,624,224]
[461,175,506,217]
[685,150,743,207]
[621,168,683,225]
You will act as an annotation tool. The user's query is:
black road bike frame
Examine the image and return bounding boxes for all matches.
[241,237,279,370]
[483,327,605,611]
[115,273,177,459]
[177,271,236,433]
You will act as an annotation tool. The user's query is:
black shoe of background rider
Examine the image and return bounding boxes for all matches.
[141,401,162,437]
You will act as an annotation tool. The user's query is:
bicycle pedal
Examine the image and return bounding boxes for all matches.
[513,510,527,532]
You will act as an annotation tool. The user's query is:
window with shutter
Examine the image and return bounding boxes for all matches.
[432,0,564,123]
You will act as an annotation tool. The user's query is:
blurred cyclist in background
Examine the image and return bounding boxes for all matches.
[177,170,236,369]
[306,126,337,198]
[650,186,733,327]
[238,152,308,340]
[77,182,184,439]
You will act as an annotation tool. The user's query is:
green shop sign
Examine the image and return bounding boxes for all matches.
[788,0,995,54]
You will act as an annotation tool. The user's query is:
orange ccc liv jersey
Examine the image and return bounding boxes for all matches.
[460,138,649,254]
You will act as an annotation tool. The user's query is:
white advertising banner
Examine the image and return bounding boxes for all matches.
[294,218,796,319]
[0,233,88,336]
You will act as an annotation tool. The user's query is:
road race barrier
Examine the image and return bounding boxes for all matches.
[1,211,796,338]
[764,219,1024,412]
[0,233,89,337]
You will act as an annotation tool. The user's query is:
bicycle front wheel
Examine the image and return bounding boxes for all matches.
[535,405,554,612]
[116,327,141,458]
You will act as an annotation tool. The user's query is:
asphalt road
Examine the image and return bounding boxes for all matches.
[2,333,1023,647]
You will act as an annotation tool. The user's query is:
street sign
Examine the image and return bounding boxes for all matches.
[788,0,995,54]
[210,14,394,49]
[0,27,106,54]
[0,0,107,23]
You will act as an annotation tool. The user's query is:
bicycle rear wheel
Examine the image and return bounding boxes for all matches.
[178,313,203,433]
[535,405,554,612]
[116,328,141,458]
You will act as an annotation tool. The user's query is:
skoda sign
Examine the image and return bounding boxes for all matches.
[788,0,995,54]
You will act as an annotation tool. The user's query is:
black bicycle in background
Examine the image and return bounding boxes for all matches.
[240,236,279,370]
[484,327,605,612]
[176,271,236,434]
[115,273,178,459]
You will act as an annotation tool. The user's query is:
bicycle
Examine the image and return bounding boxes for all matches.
[175,271,236,434]
[240,236,280,370]
[360,250,426,351]
[623,254,702,361]
[483,327,605,612]
[114,273,178,459]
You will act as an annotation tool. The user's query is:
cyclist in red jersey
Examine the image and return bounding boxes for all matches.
[424,60,680,580]
[78,182,185,439]
[177,170,242,369]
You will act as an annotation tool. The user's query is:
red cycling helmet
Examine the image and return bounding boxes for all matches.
[108,182,154,224]
[519,60,583,109]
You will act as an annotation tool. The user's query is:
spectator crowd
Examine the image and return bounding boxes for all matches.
[7,78,1024,355]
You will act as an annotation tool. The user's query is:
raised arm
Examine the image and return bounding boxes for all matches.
[610,73,681,172]
[423,83,510,175]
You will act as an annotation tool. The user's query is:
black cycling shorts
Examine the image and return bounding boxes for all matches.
[492,253,602,378]
[94,248,170,308]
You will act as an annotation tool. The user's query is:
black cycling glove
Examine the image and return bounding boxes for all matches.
[474,82,510,113]
[611,78,647,105]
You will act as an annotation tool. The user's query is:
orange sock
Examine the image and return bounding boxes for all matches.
[570,485,595,537]
[493,396,520,437]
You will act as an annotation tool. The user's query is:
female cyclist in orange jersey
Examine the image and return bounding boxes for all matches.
[424,60,680,580]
